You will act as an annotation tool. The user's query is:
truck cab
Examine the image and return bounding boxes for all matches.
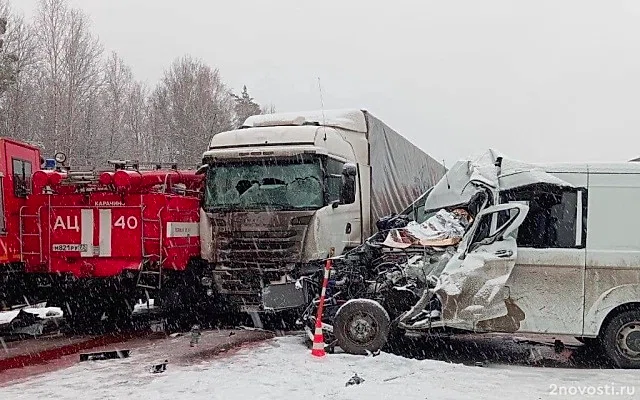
[0,138,41,262]
[199,111,368,310]
[0,138,42,307]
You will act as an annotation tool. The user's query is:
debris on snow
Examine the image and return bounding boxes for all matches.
[79,350,131,362]
[133,299,157,314]
[150,360,168,374]
[345,373,365,387]
[0,306,64,337]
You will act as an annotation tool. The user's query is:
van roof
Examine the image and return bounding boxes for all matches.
[541,162,640,174]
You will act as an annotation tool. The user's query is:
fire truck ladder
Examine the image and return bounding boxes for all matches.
[136,209,164,291]
[19,206,43,263]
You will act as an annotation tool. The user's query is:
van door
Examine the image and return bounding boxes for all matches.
[435,202,529,332]
[582,172,640,337]
[501,182,587,335]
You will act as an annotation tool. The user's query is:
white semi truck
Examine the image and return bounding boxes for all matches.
[197,109,444,313]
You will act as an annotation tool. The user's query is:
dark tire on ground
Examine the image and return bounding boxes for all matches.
[334,299,390,355]
[600,309,640,368]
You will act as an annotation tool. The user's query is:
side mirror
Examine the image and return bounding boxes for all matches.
[196,164,209,175]
[340,163,357,205]
[342,163,357,177]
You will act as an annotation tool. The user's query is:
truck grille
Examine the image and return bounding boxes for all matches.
[217,230,301,265]
[213,228,307,305]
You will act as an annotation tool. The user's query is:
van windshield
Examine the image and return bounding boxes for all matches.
[203,157,324,211]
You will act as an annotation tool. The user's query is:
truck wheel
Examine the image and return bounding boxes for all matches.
[600,309,640,368]
[334,299,390,355]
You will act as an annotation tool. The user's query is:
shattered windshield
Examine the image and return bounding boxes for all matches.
[204,157,324,211]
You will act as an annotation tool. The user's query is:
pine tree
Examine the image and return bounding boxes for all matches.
[232,85,261,127]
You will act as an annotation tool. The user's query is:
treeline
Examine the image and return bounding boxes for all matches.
[0,0,273,168]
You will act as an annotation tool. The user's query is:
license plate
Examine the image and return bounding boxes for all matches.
[262,282,308,310]
[52,244,88,252]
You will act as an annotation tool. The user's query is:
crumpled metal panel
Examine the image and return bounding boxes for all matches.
[424,149,575,211]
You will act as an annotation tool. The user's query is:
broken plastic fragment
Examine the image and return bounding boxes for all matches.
[345,373,365,387]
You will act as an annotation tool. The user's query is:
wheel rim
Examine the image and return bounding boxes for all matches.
[344,311,379,346]
[616,321,640,360]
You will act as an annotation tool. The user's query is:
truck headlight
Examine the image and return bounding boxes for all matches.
[291,215,312,225]
[200,277,212,287]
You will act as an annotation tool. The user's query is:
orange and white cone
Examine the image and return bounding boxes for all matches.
[311,318,326,357]
[311,258,332,358]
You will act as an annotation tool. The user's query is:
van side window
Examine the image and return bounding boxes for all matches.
[13,158,32,197]
[501,186,579,248]
[325,158,344,204]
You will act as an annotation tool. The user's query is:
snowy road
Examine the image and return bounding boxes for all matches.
[1,335,638,400]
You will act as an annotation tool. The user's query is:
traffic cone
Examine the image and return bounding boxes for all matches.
[311,318,326,357]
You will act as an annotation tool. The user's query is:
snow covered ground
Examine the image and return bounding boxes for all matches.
[1,335,638,400]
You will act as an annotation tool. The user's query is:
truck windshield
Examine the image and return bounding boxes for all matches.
[204,158,324,211]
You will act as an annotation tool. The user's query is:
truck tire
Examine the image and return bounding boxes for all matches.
[334,299,390,355]
[600,309,640,368]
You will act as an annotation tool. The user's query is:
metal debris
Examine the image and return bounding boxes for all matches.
[79,350,130,362]
[150,360,168,373]
[345,373,365,387]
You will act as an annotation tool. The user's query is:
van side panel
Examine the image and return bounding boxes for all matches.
[583,172,640,336]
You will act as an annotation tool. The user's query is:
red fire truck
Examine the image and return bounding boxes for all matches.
[0,138,206,331]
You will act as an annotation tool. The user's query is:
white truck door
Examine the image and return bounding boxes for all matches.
[504,183,587,336]
[313,160,362,257]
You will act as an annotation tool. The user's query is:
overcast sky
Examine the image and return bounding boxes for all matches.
[14,0,640,165]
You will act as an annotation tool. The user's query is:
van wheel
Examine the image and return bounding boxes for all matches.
[334,299,390,355]
[600,309,640,368]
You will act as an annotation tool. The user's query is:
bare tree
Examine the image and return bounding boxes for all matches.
[61,6,103,160]
[33,0,69,154]
[260,103,277,115]
[32,0,103,164]
[1,11,40,142]
[0,2,276,169]
[150,55,234,166]
[125,80,149,160]
[102,51,133,158]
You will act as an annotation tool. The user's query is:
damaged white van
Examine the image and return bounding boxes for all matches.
[300,149,640,368]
